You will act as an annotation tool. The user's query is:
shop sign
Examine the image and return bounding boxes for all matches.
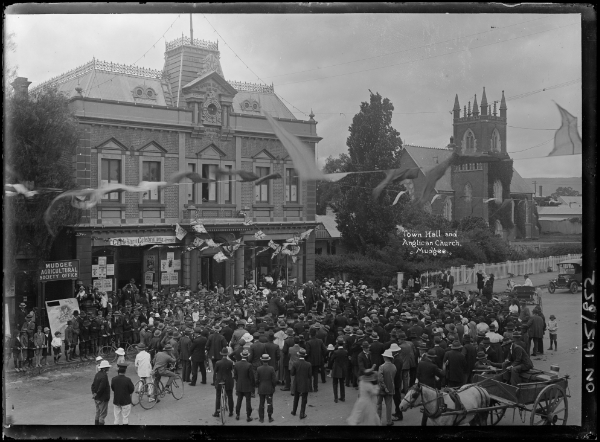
[40,260,80,282]
[108,236,178,247]
[145,272,154,285]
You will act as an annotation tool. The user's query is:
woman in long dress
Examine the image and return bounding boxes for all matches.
[347,368,381,426]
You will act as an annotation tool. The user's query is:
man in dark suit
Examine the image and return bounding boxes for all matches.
[212,348,234,419]
[305,328,326,392]
[220,321,234,347]
[369,333,385,370]
[416,349,445,388]
[357,341,373,376]
[280,329,295,391]
[328,337,348,403]
[249,333,268,398]
[178,329,192,383]
[303,282,315,315]
[264,332,280,374]
[492,339,534,386]
[461,335,478,383]
[189,327,208,386]
[291,348,311,419]
[206,325,228,386]
[234,349,254,422]
[442,340,468,388]
[526,310,545,357]
[255,354,278,423]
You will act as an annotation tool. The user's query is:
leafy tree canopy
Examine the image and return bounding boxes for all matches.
[551,186,581,199]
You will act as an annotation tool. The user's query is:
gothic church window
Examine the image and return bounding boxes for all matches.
[493,179,503,201]
[491,129,501,152]
[462,129,476,154]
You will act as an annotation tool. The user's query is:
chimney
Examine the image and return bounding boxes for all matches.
[11,77,32,98]
[539,185,542,197]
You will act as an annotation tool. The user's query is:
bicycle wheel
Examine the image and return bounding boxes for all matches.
[171,376,184,400]
[132,380,144,406]
[220,386,227,425]
[139,383,158,410]
[99,345,116,362]
[126,344,138,359]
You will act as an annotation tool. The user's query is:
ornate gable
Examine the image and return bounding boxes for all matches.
[252,149,276,160]
[197,143,226,159]
[95,138,128,151]
[138,141,167,153]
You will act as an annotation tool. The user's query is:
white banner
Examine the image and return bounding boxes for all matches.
[175,223,187,241]
[45,298,80,339]
[108,236,178,246]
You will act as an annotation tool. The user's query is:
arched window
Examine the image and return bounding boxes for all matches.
[495,219,503,236]
[493,179,503,201]
[443,198,452,221]
[462,129,476,153]
[491,129,501,152]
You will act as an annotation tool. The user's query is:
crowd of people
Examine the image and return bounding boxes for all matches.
[11,273,558,425]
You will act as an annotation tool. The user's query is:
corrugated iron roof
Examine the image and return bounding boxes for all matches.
[232,91,296,120]
[557,196,582,207]
[510,169,534,194]
[402,145,453,191]
[316,214,342,238]
[43,70,172,107]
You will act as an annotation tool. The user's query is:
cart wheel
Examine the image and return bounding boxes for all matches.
[569,282,578,294]
[530,384,568,426]
[488,402,506,426]
[548,283,556,294]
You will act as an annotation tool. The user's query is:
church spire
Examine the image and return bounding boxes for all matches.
[480,87,488,116]
[453,94,460,119]
[500,90,507,118]
[472,93,479,116]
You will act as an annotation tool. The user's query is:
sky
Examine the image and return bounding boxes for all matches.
[5,7,585,179]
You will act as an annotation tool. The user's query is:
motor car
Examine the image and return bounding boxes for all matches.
[548,258,582,294]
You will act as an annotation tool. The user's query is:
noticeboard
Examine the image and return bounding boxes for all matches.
[39,260,80,282]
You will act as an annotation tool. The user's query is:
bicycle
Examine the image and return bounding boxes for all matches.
[98,336,138,363]
[139,371,184,410]
[132,377,150,406]
[219,382,228,425]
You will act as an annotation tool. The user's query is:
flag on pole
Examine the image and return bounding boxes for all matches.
[263,111,325,180]
[175,223,187,240]
[254,230,266,240]
[548,104,582,156]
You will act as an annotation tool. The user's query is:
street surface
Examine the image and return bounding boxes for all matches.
[4,271,581,426]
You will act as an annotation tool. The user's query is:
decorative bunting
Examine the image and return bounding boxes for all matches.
[254,230,266,240]
[392,190,408,206]
[243,217,255,226]
[417,152,459,207]
[263,111,325,181]
[483,198,496,204]
[213,251,228,262]
[192,237,205,248]
[191,221,208,234]
[205,239,221,248]
[299,229,314,240]
[292,256,298,263]
[548,103,582,157]
[175,223,187,240]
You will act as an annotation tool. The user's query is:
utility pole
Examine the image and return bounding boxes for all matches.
[532,181,537,197]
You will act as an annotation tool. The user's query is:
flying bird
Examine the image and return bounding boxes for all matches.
[392,190,408,206]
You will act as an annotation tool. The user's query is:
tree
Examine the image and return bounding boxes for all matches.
[5,86,81,289]
[333,92,403,253]
[316,153,350,214]
[5,32,18,96]
[551,186,581,199]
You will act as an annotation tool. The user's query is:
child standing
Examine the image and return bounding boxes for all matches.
[547,314,558,351]
[96,355,105,373]
[51,331,63,364]
[115,347,126,365]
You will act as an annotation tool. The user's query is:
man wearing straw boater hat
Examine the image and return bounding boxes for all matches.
[255,353,277,423]
[91,359,111,425]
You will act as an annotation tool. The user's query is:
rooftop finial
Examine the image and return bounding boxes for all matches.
[309,109,315,120]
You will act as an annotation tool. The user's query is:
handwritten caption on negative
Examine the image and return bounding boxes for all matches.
[402,230,461,256]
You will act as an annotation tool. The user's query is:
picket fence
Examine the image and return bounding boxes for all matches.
[417,254,581,288]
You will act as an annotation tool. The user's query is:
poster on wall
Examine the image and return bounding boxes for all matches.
[173,260,181,271]
[101,279,113,292]
[107,264,114,276]
[98,256,107,267]
[169,272,178,285]
[161,272,169,285]
[145,272,153,286]
[92,265,100,278]
[161,260,169,272]
[97,267,107,278]
[146,255,156,272]
[45,298,80,339]
[93,279,103,290]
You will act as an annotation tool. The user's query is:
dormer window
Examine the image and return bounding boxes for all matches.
[146,89,154,98]
[135,88,144,97]
[244,102,250,109]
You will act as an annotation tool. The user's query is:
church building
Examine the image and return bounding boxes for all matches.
[399,88,538,240]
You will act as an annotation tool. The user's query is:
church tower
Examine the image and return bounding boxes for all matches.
[453,87,507,154]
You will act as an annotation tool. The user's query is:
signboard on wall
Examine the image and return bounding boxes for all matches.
[161,273,169,285]
[169,273,178,285]
[39,260,80,282]
[145,272,154,286]
[108,236,178,247]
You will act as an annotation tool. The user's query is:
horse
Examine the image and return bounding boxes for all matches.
[399,382,491,426]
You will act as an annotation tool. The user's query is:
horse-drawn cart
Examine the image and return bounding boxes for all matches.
[472,368,569,426]
[400,367,569,426]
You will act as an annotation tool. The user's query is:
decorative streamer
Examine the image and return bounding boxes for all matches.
[392,190,408,206]
[548,103,582,157]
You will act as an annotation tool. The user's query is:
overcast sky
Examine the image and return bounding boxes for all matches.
[6,8,584,179]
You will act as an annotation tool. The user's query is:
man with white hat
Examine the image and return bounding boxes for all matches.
[134,343,154,399]
[91,359,111,425]
[377,349,397,426]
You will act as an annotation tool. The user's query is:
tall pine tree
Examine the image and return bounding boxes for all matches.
[334,92,403,254]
